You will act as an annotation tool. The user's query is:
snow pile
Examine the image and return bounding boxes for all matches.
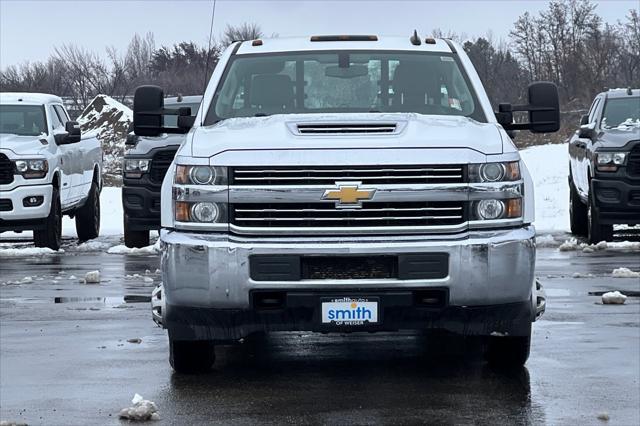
[536,234,559,248]
[557,239,639,253]
[572,272,594,278]
[601,291,627,304]
[611,267,640,278]
[77,95,132,177]
[108,240,160,255]
[520,143,569,233]
[74,240,112,252]
[84,270,101,283]
[119,393,160,421]
[0,247,64,257]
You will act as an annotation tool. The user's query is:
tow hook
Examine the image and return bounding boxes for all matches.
[151,284,165,328]
[535,279,546,319]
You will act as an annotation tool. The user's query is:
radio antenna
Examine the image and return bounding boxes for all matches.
[203,0,217,94]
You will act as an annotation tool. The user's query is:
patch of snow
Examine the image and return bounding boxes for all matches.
[559,239,581,252]
[611,267,640,278]
[520,143,569,233]
[596,411,610,421]
[602,291,627,304]
[0,247,64,257]
[536,234,558,248]
[119,393,159,421]
[69,275,77,280]
[143,277,154,283]
[74,240,113,251]
[108,240,160,255]
[84,270,101,284]
[572,272,594,278]
[21,276,33,283]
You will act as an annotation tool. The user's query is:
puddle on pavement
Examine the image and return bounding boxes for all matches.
[53,296,151,304]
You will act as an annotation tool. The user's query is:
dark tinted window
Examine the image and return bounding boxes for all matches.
[0,105,48,136]
[601,97,640,129]
[206,50,484,124]
[163,102,201,128]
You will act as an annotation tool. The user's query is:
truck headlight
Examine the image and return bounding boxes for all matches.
[596,152,626,171]
[14,159,48,179]
[469,162,520,182]
[175,165,227,185]
[175,201,227,223]
[474,198,522,220]
[124,159,151,178]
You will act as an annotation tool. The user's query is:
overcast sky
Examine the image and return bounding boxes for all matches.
[0,0,637,67]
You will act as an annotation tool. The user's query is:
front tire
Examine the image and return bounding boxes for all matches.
[34,187,62,250]
[169,335,216,374]
[124,214,150,248]
[587,193,613,244]
[485,327,531,368]
[569,177,588,236]
[75,181,101,242]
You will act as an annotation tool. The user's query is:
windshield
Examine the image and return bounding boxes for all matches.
[206,50,484,124]
[0,104,48,136]
[601,97,640,129]
[163,102,201,128]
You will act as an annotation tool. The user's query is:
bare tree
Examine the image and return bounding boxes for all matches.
[220,23,263,46]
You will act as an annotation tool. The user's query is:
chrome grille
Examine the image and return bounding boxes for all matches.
[628,142,640,176]
[0,154,13,185]
[150,149,178,183]
[231,165,465,185]
[231,201,466,228]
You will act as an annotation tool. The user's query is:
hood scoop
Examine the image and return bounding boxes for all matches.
[292,122,404,135]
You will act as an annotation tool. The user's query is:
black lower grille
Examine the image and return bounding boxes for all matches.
[231,201,466,229]
[302,256,397,280]
[150,149,178,183]
[628,143,640,176]
[0,199,13,212]
[0,154,14,185]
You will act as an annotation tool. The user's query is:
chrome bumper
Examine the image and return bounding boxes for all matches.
[160,226,537,312]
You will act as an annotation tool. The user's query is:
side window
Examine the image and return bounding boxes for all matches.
[48,105,63,130]
[588,98,600,123]
[53,105,69,124]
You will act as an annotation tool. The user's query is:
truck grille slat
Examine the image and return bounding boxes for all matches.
[628,143,640,176]
[231,165,465,185]
[0,154,14,185]
[150,149,178,183]
[231,202,466,228]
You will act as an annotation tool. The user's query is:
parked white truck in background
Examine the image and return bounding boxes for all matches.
[133,34,560,373]
[0,93,102,249]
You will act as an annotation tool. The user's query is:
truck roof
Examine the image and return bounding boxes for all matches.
[0,92,63,105]
[235,35,455,55]
[601,88,639,99]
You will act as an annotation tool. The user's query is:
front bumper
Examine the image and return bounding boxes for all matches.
[160,226,538,339]
[0,184,52,230]
[591,177,640,225]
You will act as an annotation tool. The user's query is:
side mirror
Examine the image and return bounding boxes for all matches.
[578,123,596,139]
[64,121,81,143]
[580,114,589,126]
[495,82,560,133]
[133,85,193,136]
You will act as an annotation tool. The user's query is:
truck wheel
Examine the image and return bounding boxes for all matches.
[569,177,588,236]
[124,214,150,248]
[75,181,101,242]
[169,336,216,374]
[484,328,531,367]
[587,194,613,244]
[34,187,62,250]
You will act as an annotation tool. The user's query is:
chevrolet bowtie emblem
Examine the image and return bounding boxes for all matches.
[322,182,375,208]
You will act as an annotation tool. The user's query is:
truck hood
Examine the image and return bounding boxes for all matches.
[189,113,504,159]
[0,134,48,156]
[595,126,640,149]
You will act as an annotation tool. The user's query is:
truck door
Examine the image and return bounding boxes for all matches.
[53,105,90,201]
[576,97,600,196]
[47,105,75,207]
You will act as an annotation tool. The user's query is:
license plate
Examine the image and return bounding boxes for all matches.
[321,297,379,326]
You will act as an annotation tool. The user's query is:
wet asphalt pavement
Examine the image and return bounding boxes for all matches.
[0,243,639,425]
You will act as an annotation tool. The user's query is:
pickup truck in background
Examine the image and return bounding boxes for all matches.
[568,88,640,243]
[133,34,560,373]
[122,95,202,248]
[0,93,102,249]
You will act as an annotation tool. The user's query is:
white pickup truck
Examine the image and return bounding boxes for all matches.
[132,34,559,373]
[0,93,102,249]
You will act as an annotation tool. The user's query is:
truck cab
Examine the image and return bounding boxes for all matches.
[568,88,640,243]
[122,95,202,247]
[132,35,559,373]
[0,92,102,249]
